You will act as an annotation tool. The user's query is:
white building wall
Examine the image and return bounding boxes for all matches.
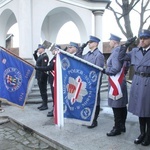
[31,0,93,52]
[0,0,109,59]
[18,0,32,58]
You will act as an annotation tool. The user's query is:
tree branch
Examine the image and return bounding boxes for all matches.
[108,6,122,16]
[116,0,122,7]
[107,0,150,38]
[132,9,140,15]
[139,0,150,33]
[143,15,150,25]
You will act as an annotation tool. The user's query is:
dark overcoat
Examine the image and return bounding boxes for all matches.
[33,52,49,80]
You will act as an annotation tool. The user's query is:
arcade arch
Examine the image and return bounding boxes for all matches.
[41,7,87,44]
[0,0,110,59]
[0,9,17,48]
[56,21,80,44]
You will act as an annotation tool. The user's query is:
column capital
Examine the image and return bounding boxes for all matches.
[92,10,104,16]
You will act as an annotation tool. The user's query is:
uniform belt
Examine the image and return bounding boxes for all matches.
[135,72,150,77]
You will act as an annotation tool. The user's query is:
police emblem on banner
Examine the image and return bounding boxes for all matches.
[4,67,22,92]
[0,48,34,107]
[59,53,100,123]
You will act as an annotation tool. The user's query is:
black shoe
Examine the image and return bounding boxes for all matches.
[37,105,43,109]
[134,134,145,144]
[141,140,150,146]
[107,128,121,136]
[141,135,150,146]
[39,106,48,111]
[47,111,53,117]
[87,121,98,129]
[120,123,126,132]
[120,126,126,133]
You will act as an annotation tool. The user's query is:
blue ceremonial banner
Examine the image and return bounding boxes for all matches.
[0,48,34,108]
[56,51,101,126]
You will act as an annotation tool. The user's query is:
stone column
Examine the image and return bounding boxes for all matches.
[93,10,104,52]
[18,0,32,59]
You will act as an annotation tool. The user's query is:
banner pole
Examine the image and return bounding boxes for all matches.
[59,49,103,71]
[54,53,64,127]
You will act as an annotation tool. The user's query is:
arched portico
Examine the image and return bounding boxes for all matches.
[42,7,87,44]
[0,0,111,60]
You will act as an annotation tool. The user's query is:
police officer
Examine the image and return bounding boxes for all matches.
[81,35,105,128]
[35,45,60,117]
[66,41,83,58]
[102,34,128,136]
[33,44,49,111]
[119,29,150,146]
[67,42,78,54]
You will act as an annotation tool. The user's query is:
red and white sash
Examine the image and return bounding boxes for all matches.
[108,67,125,100]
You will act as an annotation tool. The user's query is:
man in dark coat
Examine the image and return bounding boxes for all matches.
[33,44,49,111]
[35,45,61,117]
[102,34,128,136]
[118,29,150,146]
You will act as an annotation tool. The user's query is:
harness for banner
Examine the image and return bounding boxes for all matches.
[108,66,125,100]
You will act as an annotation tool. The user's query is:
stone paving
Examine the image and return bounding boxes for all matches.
[0,118,55,150]
[0,83,150,150]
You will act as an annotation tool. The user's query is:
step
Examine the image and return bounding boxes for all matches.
[101,82,108,88]
[100,87,108,92]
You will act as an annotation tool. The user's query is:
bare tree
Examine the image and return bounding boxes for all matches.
[107,0,150,39]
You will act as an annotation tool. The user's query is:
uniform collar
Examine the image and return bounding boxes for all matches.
[90,48,98,53]
[139,46,150,51]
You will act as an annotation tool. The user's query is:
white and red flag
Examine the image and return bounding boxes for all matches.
[108,67,125,100]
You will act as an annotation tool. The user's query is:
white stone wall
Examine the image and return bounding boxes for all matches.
[0,0,107,59]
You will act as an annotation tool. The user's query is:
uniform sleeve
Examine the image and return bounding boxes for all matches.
[118,45,131,62]
[41,55,49,66]
[95,53,104,68]
[33,51,38,61]
[75,47,83,58]
[106,49,123,76]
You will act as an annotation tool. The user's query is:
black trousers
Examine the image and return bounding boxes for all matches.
[93,73,104,123]
[48,74,54,107]
[139,117,150,135]
[112,107,127,129]
[37,75,48,106]
[93,84,101,122]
